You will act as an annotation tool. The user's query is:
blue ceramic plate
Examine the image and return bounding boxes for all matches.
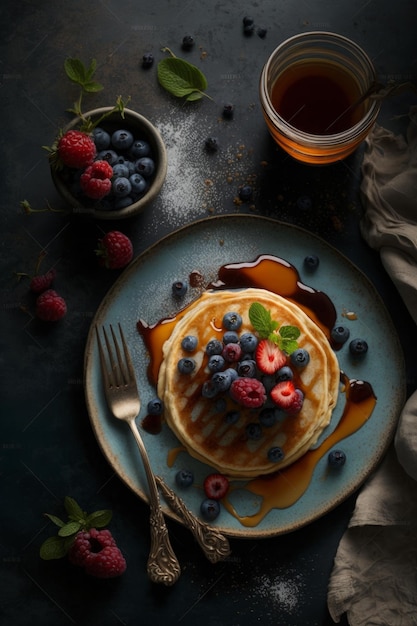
[84,215,405,538]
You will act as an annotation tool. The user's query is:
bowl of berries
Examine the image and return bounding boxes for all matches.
[50,106,167,220]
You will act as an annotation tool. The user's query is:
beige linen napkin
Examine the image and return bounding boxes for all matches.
[327,107,417,625]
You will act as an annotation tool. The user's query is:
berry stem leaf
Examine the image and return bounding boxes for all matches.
[64,495,86,520]
[85,509,113,529]
[64,58,103,93]
[44,513,66,528]
[40,535,72,560]
[157,55,211,101]
[58,521,83,537]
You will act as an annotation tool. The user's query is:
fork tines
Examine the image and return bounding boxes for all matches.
[96,324,134,389]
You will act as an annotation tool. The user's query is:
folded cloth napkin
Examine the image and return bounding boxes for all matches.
[327,106,417,625]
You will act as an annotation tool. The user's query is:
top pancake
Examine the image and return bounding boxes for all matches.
[158,288,340,479]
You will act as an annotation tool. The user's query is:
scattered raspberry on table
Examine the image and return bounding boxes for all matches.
[96,230,133,269]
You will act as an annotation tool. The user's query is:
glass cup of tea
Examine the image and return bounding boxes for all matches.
[259,31,381,164]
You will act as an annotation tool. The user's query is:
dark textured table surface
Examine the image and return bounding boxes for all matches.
[2,2,417,625]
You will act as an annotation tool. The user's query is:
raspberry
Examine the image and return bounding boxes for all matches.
[203,473,229,500]
[80,160,113,200]
[57,130,97,169]
[69,529,126,579]
[96,230,133,269]
[35,289,67,321]
[30,269,56,293]
[230,377,267,408]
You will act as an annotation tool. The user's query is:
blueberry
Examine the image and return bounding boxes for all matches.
[268,446,285,463]
[97,149,119,165]
[129,173,148,195]
[206,339,223,356]
[114,196,133,210]
[112,163,130,178]
[225,367,238,382]
[224,410,240,425]
[304,254,320,270]
[135,157,155,178]
[246,422,263,440]
[296,195,313,210]
[112,177,132,198]
[111,129,134,151]
[222,103,234,119]
[237,359,256,378]
[129,139,151,158]
[147,397,163,415]
[223,311,242,331]
[175,469,194,488]
[208,354,226,372]
[259,408,277,428]
[242,16,254,26]
[331,325,350,345]
[257,27,267,38]
[290,348,310,368]
[200,498,221,521]
[202,380,217,398]
[172,280,188,298]
[93,127,111,150]
[142,52,154,68]
[211,370,233,393]
[182,34,195,50]
[181,335,198,352]
[177,357,196,374]
[328,449,346,468]
[276,365,294,382]
[242,17,255,35]
[238,185,253,202]
[239,332,258,353]
[223,330,239,344]
[349,338,368,357]
[205,137,219,152]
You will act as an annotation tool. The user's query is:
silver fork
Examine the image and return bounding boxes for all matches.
[96,324,231,581]
[96,323,181,586]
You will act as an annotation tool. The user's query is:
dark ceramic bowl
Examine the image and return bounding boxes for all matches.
[51,107,167,220]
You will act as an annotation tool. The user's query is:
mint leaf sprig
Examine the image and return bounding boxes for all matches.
[249,302,300,354]
[158,47,212,102]
[40,496,112,560]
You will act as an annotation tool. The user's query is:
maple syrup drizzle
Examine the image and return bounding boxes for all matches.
[137,255,377,526]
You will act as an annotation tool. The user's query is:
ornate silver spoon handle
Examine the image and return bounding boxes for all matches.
[155,475,231,563]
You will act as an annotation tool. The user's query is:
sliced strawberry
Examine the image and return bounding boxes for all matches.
[255,339,287,375]
[203,473,229,500]
[270,380,304,414]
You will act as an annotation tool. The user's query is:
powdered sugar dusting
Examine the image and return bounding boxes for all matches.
[146,109,259,232]
[253,571,303,613]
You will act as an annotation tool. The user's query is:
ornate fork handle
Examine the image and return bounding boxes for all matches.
[129,419,181,585]
[156,476,231,563]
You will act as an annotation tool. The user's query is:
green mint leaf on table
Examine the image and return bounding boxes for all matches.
[64,495,85,520]
[39,536,70,561]
[158,48,210,101]
[40,496,114,560]
[44,513,65,528]
[85,509,113,529]
[58,521,82,537]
